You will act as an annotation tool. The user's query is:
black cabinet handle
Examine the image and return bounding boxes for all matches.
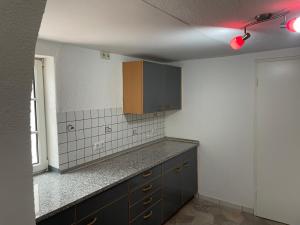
[143,170,152,178]
[143,211,153,220]
[142,184,153,192]
[143,197,153,206]
[183,161,189,167]
[175,166,182,173]
[86,217,97,225]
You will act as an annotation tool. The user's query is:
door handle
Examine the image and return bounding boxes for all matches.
[183,161,189,167]
[175,166,182,173]
[143,211,153,220]
[142,184,153,192]
[86,217,97,225]
[143,170,152,178]
[143,197,153,206]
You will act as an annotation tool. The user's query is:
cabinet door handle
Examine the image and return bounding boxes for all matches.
[86,217,97,225]
[183,161,189,167]
[143,170,152,178]
[143,197,153,206]
[143,211,153,220]
[175,166,182,173]
[142,184,153,192]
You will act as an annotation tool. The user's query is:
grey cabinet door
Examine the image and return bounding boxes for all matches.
[37,207,75,225]
[143,61,166,113]
[77,196,128,225]
[162,167,182,222]
[101,196,129,225]
[181,148,198,204]
[164,66,181,110]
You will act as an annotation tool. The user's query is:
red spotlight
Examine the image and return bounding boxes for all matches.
[286,17,300,33]
[230,33,251,50]
[230,36,245,50]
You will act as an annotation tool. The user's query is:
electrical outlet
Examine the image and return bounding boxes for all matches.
[93,141,105,150]
[105,126,112,134]
[100,52,110,60]
[132,129,138,136]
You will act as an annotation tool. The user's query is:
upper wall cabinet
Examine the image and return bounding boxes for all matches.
[123,60,181,114]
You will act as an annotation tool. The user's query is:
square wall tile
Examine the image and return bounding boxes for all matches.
[75,111,84,120]
[57,123,66,134]
[59,143,67,154]
[84,119,92,129]
[57,112,66,123]
[91,110,98,118]
[68,141,76,152]
[84,110,91,119]
[58,133,67,144]
[76,120,84,130]
[67,112,75,122]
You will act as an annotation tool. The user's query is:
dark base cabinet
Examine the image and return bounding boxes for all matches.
[36,207,75,225]
[181,149,198,205]
[77,196,128,225]
[162,161,182,221]
[37,148,197,225]
[162,148,198,222]
[131,201,162,225]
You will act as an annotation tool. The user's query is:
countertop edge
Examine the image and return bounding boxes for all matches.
[35,137,199,222]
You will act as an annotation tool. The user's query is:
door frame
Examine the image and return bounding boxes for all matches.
[253,55,300,216]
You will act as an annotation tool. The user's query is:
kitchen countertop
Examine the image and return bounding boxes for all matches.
[34,138,198,222]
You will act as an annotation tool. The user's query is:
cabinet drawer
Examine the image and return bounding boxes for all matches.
[163,155,182,173]
[77,210,102,225]
[37,207,75,225]
[129,165,161,190]
[130,189,162,221]
[77,196,128,225]
[181,148,197,164]
[76,181,128,220]
[130,177,161,204]
[131,201,162,225]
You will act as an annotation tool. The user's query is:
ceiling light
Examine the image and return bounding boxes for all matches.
[230,10,290,50]
[230,33,251,50]
[286,17,300,33]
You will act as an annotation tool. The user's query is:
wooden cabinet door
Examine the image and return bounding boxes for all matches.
[181,148,198,204]
[162,166,182,222]
[143,61,166,113]
[164,65,181,110]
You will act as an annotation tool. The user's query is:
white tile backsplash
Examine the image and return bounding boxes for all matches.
[57,107,165,171]
[84,110,91,119]
[57,112,66,123]
[66,112,75,122]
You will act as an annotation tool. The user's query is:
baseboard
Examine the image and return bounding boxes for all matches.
[197,194,254,215]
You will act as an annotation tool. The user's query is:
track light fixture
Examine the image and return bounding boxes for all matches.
[230,28,251,50]
[230,10,299,50]
[283,17,300,33]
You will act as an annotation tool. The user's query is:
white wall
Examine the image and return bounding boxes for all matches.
[0,1,46,225]
[36,39,136,112]
[166,47,300,209]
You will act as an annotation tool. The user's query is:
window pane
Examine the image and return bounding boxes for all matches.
[31,82,35,99]
[31,133,38,164]
[30,100,37,132]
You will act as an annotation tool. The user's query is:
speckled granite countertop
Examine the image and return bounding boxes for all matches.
[34,138,198,222]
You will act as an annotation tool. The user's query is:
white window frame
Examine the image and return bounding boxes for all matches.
[32,58,48,173]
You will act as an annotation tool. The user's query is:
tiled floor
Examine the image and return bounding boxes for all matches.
[164,198,285,225]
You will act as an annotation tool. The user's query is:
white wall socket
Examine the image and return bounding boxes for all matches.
[100,52,110,60]
[93,141,105,150]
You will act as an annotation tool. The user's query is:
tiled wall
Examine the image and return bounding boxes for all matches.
[56,107,165,171]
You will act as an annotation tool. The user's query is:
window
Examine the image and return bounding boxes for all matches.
[31,59,48,173]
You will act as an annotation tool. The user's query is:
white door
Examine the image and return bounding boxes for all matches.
[255,57,300,225]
